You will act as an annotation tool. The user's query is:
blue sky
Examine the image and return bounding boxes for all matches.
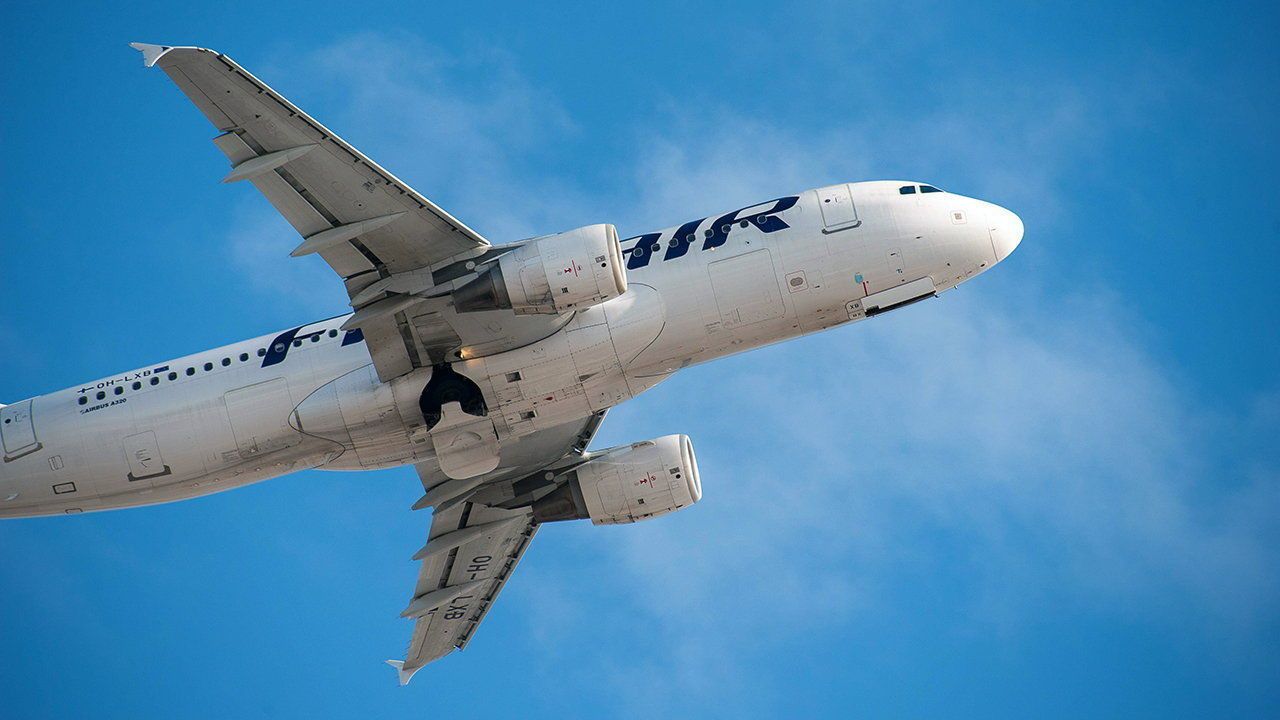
[1,1,1277,717]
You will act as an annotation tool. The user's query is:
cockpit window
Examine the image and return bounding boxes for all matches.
[899,185,917,195]
[920,185,943,193]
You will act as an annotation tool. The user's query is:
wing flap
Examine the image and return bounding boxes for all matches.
[211,127,380,281]
[389,413,608,679]
[137,44,488,273]
[359,315,418,381]
[135,42,585,382]
[399,502,537,672]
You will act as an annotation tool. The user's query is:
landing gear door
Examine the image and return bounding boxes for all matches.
[1,399,41,462]
[817,184,860,232]
[430,403,500,480]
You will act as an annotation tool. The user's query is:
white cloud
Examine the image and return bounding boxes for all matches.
[221,33,590,315]
[225,203,343,314]
[513,65,1271,712]
[553,285,1277,714]
[211,34,1276,709]
[218,32,1103,309]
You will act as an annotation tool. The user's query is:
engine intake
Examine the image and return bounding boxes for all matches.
[454,223,627,315]
[532,435,702,525]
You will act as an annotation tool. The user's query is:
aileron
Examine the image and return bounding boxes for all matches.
[133,41,595,382]
[133,43,487,252]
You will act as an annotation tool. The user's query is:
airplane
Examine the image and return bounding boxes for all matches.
[0,43,1023,684]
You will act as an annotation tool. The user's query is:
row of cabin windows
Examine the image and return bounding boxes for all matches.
[631,217,775,258]
[899,184,943,195]
[76,328,342,405]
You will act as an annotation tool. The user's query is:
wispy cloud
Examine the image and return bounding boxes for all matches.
[212,34,1276,711]
[548,286,1277,715]
[218,32,1105,308]
[220,33,589,315]
[225,203,343,314]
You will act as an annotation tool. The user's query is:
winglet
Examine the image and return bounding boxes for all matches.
[385,659,422,686]
[128,42,174,68]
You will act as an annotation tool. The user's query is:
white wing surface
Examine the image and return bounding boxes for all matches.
[133,44,616,680]
[389,411,607,682]
[393,501,537,684]
[133,43,568,380]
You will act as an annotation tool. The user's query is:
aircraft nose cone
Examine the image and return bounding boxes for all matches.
[988,205,1024,261]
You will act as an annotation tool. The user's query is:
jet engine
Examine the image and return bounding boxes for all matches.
[532,435,702,525]
[454,223,627,315]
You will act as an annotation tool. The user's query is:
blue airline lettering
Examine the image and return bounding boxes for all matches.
[663,219,705,262]
[624,233,664,270]
[262,327,304,367]
[261,324,363,368]
[703,196,798,250]
[623,195,799,270]
[341,328,364,347]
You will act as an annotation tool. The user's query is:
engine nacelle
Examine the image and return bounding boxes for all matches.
[532,435,702,525]
[454,223,627,315]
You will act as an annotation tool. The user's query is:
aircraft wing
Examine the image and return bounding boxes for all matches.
[391,502,537,684]
[388,411,606,683]
[133,43,568,381]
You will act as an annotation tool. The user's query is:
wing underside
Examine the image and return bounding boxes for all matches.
[397,502,537,681]
[133,42,573,381]
[133,42,488,277]
[391,411,607,682]
[133,44,613,681]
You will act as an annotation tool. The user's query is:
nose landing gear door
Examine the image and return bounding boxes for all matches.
[1,399,42,462]
[817,184,860,232]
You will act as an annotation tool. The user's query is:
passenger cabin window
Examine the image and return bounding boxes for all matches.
[920,185,943,193]
[899,185,917,195]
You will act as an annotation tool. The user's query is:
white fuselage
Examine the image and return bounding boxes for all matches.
[0,181,1022,518]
